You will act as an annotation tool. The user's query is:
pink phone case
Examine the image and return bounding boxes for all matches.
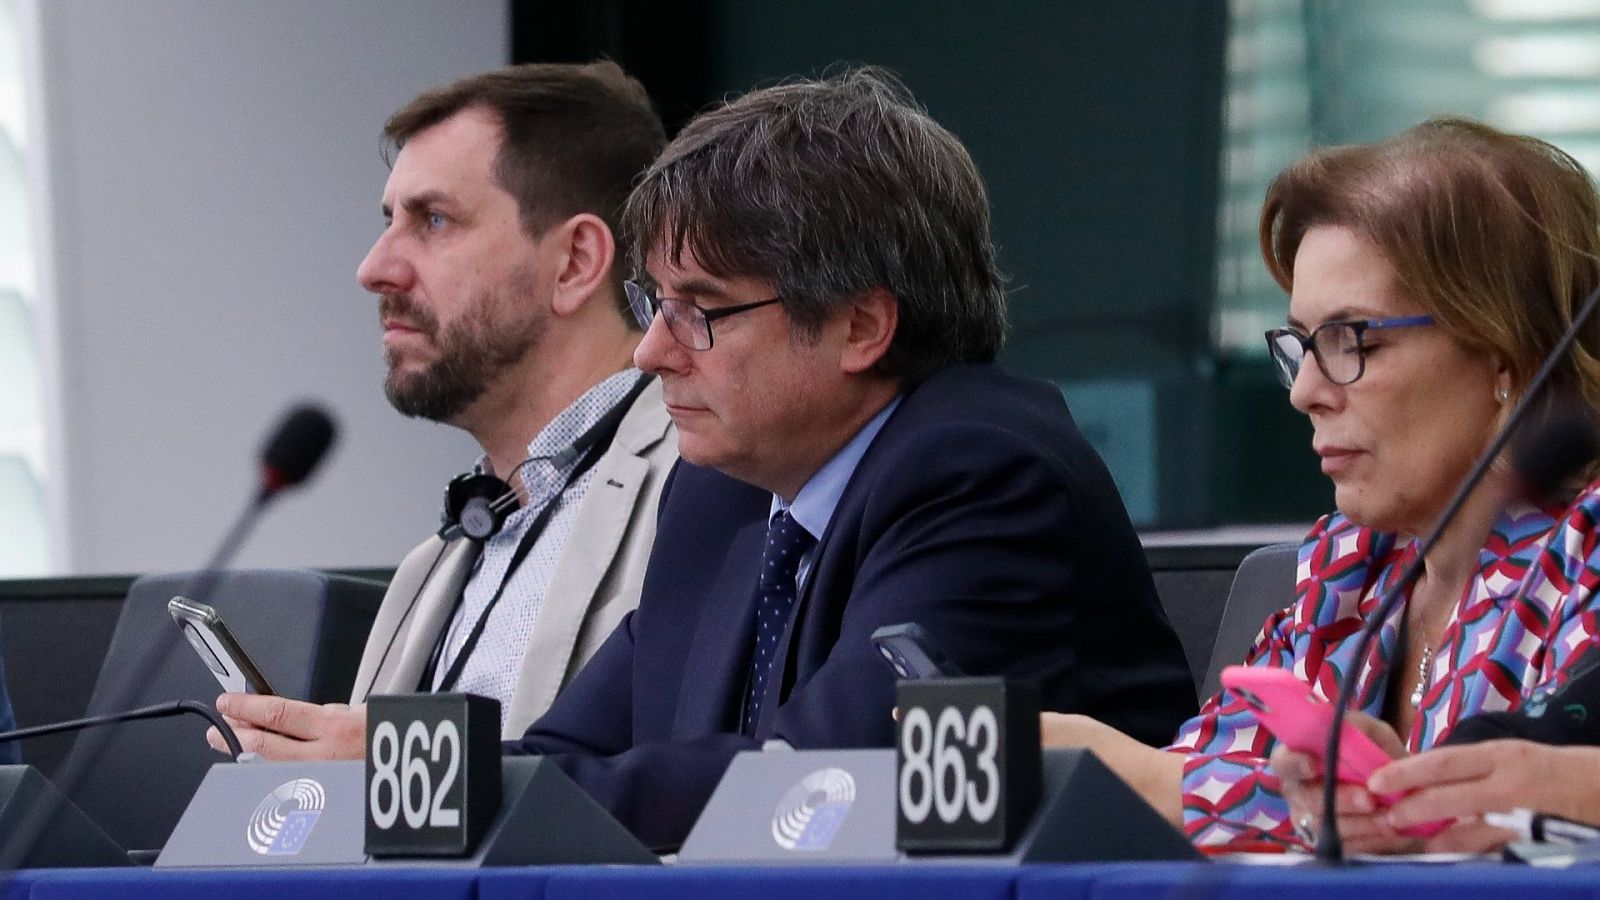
[1220,665,1448,839]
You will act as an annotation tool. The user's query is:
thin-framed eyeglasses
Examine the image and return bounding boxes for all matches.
[1263,315,1435,390]
[624,280,783,351]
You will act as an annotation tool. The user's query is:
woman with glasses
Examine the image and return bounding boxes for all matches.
[1041,117,1600,854]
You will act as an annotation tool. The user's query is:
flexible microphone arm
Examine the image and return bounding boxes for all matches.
[0,701,244,761]
[0,405,336,868]
[1317,281,1600,863]
[190,404,335,607]
[181,503,268,626]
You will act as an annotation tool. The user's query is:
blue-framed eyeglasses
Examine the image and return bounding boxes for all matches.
[624,280,783,351]
[1263,315,1435,389]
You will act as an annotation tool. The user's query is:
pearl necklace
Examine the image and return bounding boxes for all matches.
[1409,644,1434,709]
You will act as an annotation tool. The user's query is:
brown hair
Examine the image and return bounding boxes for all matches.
[1260,117,1600,419]
[621,67,1005,382]
[384,61,666,322]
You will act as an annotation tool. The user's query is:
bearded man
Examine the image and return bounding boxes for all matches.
[207,61,675,758]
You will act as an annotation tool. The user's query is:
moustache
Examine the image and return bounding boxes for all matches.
[378,294,439,336]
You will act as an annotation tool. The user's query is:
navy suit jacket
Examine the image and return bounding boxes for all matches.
[508,364,1195,850]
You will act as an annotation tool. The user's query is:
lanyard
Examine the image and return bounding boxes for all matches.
[419,374,651,693]
[425,458,591,693]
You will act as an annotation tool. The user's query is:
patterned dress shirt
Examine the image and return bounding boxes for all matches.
[432,368,643,732]
[1170,481,1600,847]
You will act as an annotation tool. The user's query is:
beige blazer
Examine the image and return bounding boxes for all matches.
[349,379,676,739]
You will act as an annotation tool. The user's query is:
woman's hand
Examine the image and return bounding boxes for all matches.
[1267,710,1418,854]
[1371,739,1600,853]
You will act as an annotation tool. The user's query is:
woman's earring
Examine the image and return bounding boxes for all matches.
[1496,386,1510,403]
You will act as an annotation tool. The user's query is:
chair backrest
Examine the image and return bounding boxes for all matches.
[1199,542,1298,700]
[60,569,386,853]
[0,624,19,766]
[1149,563,1240,696]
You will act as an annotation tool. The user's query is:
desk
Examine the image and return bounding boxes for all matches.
[1018,861,1600,900]
[531,865,1025,900]
[21,866,479,900]
[5,860,1600,900]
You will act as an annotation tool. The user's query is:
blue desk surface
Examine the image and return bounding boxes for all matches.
[5,860,1600,900]
[19,866,480,900]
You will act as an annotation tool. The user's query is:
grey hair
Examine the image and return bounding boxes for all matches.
[622,66,1006,381]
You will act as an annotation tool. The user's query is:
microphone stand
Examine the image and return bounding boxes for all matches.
[43,495,268,804]
[0,407,334,866]
[1317,281,1600,863]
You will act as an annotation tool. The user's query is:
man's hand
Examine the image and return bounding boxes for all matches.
[207,693,367,761]
[1370,739,1600,854]
[1267,710,1417,854]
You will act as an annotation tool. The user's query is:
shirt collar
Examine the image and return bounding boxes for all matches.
[474,367,644,478]
[771,395,902,539]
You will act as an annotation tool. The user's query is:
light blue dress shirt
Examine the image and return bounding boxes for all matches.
[771,396,902,589]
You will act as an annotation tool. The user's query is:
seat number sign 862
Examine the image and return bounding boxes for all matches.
[368,719,461,830]
[363,693,501,858]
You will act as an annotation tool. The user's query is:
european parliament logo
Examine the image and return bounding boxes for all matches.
[771,767,855,851]
[246,778,327,856]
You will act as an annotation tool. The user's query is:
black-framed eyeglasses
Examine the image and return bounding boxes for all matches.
[1263,315,1435,389]
[624,280,783,351]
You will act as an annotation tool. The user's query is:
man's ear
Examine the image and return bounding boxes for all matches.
[839,287,898,374]
[549,213,617,318]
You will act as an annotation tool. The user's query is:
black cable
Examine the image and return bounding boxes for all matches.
[0,701,244,761]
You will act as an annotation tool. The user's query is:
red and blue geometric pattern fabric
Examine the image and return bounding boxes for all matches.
[1169,483,1600,848]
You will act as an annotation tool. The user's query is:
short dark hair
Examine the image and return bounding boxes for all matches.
[622,67,1006,381]
[384,61,666,322]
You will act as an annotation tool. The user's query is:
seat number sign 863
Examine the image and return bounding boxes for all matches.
[898,704,999,825]
[894,677,1040,853]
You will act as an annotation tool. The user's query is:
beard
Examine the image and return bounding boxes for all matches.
[380,279,544,423]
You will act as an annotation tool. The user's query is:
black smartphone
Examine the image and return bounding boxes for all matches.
[167,596,275,695]
[870,622,965,679]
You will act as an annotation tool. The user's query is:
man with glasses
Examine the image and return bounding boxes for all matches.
[207,62,678,760]
[506,68,1197,850]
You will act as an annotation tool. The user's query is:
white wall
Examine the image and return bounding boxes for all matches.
[31,0,507,574]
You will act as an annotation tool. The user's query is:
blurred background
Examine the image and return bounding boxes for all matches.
[4,0,1599,576]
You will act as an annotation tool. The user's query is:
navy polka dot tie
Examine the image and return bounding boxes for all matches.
[742,510,816,735]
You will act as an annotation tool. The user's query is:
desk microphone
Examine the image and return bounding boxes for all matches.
[0,404,338,860]
[1317,285,1600,863]
[184,404,338,611]
[258,405,338,498]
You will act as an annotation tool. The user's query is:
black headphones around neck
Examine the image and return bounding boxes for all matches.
[439,473,516,542]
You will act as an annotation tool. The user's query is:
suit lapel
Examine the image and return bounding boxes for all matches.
[357,537,477,697]
[759,509,844,731]
[507,378,668,730]
[758,415,889,730]
[506,447,647,733]
[673,513,768,735]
